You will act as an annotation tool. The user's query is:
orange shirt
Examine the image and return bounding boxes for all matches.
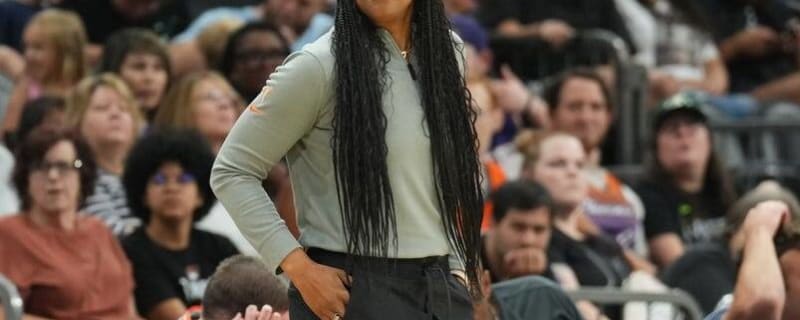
[0,214,135,319]
[481,160,507,232]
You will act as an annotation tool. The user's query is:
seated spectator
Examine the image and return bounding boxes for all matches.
[521,131,666,319]
[704,182,800,320]
[0,96,66,216]
[0,128,136,319]
[481,180,555,283]
[153,72,264,253]
[642,0,729,102]
[4,95,65,150]
[1,9,87,138]
[219,22,290,102]
[636,94,736,268]
[697,0,800,163]
[153,71,243,154]
[199,255,289,320]
[100,28,172,122]
[65,73,145,237]
[661,180,799,314]
[473,271,582,320]
[543,69,651,263]
[478,0,635,52]
[699,0,800,104]
[173,0,331,52]
[121,128,239,320]
[57,0,190,45]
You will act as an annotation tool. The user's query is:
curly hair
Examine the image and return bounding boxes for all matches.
[13,128,97,211]
[122,128,216,224]
[332,0,483,293]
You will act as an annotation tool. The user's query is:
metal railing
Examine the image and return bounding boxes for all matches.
[710,119,800,167]
[566,287,705,320]
[0,274,22,320]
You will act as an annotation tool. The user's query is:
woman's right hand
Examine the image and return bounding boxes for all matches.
[281,249,351,319]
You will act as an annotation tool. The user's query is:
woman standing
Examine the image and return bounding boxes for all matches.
[211,0,482,319]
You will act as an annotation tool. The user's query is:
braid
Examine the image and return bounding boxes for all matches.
[332,0,483,294]
[413,0,483,294]
[332,0,396,260]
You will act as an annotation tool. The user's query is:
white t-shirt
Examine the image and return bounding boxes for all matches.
[0,144,19,216]
[196,202,258,256]
[652,0,719,81]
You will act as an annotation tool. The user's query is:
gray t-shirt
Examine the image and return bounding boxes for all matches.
[493,276,582,320]
[211,29,467,272]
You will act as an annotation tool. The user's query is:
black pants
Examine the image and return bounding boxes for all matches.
[288,248,473,320]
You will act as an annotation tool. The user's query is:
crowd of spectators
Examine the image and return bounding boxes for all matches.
[1,0,800,319]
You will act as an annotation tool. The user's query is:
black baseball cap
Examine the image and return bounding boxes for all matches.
[653,92,709,132]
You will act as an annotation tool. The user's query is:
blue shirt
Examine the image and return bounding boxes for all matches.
[172,6,333,52]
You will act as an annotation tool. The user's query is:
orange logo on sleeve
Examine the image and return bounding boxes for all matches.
[247,86,273,114]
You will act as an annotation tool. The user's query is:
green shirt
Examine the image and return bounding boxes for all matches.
[210,29,467,273]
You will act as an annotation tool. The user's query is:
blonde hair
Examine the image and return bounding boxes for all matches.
[65,73,144,134]
[154,71,243,129]
[26,9,88,86]
[516,130,577,172]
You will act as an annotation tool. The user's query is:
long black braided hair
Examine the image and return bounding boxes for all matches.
[331,0,483,293]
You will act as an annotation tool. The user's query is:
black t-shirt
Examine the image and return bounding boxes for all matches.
[122,228,239,316]
[57,0,189,44]
[660,241,736,314]
[480,235,555,283]
[697,0,797,93]
[547,229,628,319]
[636,180,727,245]
[547,229,629,288]
[477,0,635,52]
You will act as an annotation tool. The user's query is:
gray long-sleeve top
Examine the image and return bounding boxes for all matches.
[210,29,466,273]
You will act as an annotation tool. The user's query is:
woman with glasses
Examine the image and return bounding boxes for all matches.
[154,71,244,154]
[121,129,239,320]
[153,71,265,256]
[218,22,290,102]
[0,128,137,319]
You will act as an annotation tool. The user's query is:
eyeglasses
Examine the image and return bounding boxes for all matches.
[196,90,238,107]
[149,172,196,186]
[32,159,83,176]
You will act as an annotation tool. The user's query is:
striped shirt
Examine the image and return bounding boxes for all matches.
[82,169,141,237]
